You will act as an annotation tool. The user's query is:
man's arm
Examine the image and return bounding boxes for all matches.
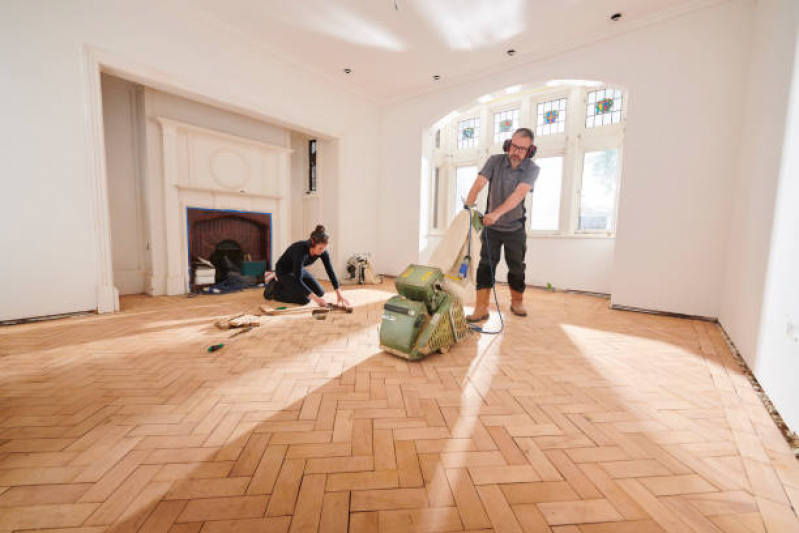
[464,175,489,207]
[483,183,533,226]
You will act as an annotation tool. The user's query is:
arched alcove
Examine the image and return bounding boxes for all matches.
[420,80,628,295]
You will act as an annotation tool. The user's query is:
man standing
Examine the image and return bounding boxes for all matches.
[464,128,539,321]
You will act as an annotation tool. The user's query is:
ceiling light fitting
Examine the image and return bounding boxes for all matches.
[433,75,441,81]
[610,13,622,21]
[343,68,352,74]
[506,49,517,57]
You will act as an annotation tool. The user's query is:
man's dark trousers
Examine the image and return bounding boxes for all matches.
[476,226,527,293]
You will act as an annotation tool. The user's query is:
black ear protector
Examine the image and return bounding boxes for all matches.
[503,138,537,159]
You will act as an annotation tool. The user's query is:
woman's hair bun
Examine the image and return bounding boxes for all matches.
[310,225,329,244]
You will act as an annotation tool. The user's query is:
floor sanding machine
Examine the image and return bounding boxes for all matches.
[379,208,489,361]
[379,265,471,361]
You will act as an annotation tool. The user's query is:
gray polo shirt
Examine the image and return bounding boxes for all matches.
[480,154,540,232]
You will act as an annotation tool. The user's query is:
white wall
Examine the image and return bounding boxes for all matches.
[0,0,380,320]
[720,0,799,432]
[422,235,615,294]
[101,76,147,295]
[379,0,753,317]
[290,133,311,243]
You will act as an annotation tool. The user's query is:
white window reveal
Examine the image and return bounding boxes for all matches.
[529,156,564,231]
[432,167,441,230]
[454,165,478,217]
[494,108,520,144]
[578,149,620,231]
[457,118,480,150]
[536,98,567,136]
[586,88,624,128]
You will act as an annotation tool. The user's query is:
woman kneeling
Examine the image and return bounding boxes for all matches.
[263,225,350,308]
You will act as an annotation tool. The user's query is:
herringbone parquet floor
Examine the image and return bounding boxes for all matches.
[1,281,798,532]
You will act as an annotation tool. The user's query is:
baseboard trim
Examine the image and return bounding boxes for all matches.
[610,303,717,323]
[715,323,799,459]
[1,310,95,327]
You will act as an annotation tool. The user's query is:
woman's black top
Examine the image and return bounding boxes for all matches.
[275,240,340,296]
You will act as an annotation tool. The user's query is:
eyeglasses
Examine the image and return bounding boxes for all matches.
[508,142,531,153]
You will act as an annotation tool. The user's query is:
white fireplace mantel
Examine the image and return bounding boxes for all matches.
[154,116,292,295]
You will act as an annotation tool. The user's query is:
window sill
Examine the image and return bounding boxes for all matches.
[428,230,615,239]
[527,233,615,239]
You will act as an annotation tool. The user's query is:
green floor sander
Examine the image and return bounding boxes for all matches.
[379,264,471,361]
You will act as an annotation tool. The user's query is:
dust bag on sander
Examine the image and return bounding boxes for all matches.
[427,209,482,305]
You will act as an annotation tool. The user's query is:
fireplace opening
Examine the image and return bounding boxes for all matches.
[210,239,244,283]
[187,208,271,291]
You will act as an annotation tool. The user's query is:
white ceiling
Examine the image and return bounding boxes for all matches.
[191,0,714,103]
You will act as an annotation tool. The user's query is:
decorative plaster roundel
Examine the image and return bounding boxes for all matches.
[210,148,251,189]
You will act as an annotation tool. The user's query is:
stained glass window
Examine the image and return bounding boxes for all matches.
[586,88,624,128]
[493,109,520,144]
[458,118,480,149]
[536,98,567,136]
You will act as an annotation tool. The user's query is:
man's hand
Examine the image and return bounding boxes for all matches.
[311,294,327,308]
[483,211,501,226]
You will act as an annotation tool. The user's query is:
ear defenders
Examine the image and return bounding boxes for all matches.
[503,138,537,159]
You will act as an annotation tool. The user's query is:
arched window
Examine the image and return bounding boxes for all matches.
[429,82,627,237]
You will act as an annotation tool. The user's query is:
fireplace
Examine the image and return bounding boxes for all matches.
[186,207,271,287]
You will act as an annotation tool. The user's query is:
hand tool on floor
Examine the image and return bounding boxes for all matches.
[229,326,254,337]
[206,324,256,352]
[260,303,353,318]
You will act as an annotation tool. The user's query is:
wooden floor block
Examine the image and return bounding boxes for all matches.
[537,499,623,526]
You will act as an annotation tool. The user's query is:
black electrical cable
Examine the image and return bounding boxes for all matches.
[465,206,504,335]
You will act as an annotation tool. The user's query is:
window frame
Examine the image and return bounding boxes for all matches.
[525,148,567,235]
[307,139,317,194]
[573,137,624,235]
[431,84,626,238]
[456,115,481,152]
[490,101,523,148]
[534,93,570,140]
[452,161,480,220]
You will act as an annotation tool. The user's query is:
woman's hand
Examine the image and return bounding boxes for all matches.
[311,294,327,308]
[335,289,351,308]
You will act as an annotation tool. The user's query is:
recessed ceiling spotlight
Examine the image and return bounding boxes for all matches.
[506,49,517,57]
[343,68,352,74]
[433,75,441,81]
[505,85,522,94]
[478,94,493,104]
[610,13,622,21]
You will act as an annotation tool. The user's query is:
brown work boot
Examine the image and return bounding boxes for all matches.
[510,289,527,317]
[466,288,491,322]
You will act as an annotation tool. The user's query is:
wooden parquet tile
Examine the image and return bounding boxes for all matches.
[1,282,798,532]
